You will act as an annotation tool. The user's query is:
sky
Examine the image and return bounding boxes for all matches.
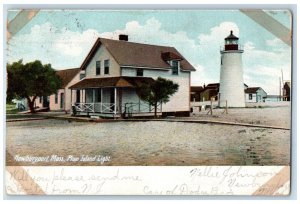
[7,10,292,95]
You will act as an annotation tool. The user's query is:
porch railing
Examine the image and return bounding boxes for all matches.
[74,103,115,114]
[123,102,161,113]
[73,102,162,116]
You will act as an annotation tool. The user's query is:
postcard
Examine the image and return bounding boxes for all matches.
[5,9,292,196]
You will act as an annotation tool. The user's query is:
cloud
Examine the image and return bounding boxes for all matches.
[191,64,216,86]
[8,22,101,67]
[242,38,291,94]
[8,18,291,95]
[198,22,239,47]
[54,29,99,57]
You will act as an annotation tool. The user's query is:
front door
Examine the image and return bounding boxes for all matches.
[60,93,64,109]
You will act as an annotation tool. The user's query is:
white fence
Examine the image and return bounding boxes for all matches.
[74,103,115,113]
[191,100,290,110]
[73,102,162,115]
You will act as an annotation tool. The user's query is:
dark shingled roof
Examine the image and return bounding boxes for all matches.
[190,86,203,92]
[56,68,80,88]
[225,31,239,40]
[80,38,196,72]
[245,87,260,93]
[69,76,155,89]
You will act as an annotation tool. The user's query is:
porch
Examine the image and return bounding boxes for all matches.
[72,101,162,118]
[69,77,161,118]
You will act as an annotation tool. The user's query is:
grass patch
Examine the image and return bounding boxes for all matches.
[6,114,44,120]
[6,103,20,114]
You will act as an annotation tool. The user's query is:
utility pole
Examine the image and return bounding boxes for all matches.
[279,77,281,101]
[281,69,285,101]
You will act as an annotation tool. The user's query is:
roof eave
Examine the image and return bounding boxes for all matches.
[80,38,101,70]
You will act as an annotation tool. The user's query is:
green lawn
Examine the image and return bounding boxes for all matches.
[6,103,19,114]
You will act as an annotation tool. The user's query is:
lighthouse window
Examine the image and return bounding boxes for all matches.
[221,56,223,65]
[171,60,179,75]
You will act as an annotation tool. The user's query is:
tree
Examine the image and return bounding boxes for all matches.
[137,77,179,117]
[7,60,62,113]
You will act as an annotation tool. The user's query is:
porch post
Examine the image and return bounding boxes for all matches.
[101,88,103,113]
[92,89,95,103]
[81,89,83,103]
[138,98,141,113]
[71,89,73,106]
[114,87,117,115]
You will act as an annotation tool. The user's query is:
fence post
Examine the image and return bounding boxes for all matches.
[210,97,213,115]
[225,100,228,114]
[138,101,141,113]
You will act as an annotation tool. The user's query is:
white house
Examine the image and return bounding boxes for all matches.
[35,68,81,112]
[69,35,196,118]
[245,87,267,103]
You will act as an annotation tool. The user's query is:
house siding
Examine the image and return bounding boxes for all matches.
[49,89,65,110]
[85,45,120,79]
[121,67,190,112]
[245,93,257,103]
[245,88,267,103]
[34,96,43,108]
[256,88,267,102]
[34,72,81,112]
[64,72,81,111]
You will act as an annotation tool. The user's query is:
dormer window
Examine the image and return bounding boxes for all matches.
[136,69,143,77]
[171,60,179,75]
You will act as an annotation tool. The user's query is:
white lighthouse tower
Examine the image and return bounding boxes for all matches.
[219,30,245,107]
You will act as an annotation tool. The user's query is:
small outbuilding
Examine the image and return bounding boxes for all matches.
[245,87,267,103]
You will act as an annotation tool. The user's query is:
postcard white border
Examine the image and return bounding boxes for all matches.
[1,1,298,201]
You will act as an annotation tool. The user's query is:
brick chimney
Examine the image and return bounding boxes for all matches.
[119,34,128,41]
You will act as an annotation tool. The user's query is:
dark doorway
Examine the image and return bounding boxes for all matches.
[42,96,49,108]
[60,93,64,109]
[110,88,115,112]
[76,90,80,103]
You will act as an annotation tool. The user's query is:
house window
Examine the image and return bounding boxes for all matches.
[104,59,110,74]
[136,69,143,76]
[80,73,85,80]
[39,96,42,103]
[249,94,252,100]
[171,60,179,75]
[96,60,101,75]
[55,93,58,104]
